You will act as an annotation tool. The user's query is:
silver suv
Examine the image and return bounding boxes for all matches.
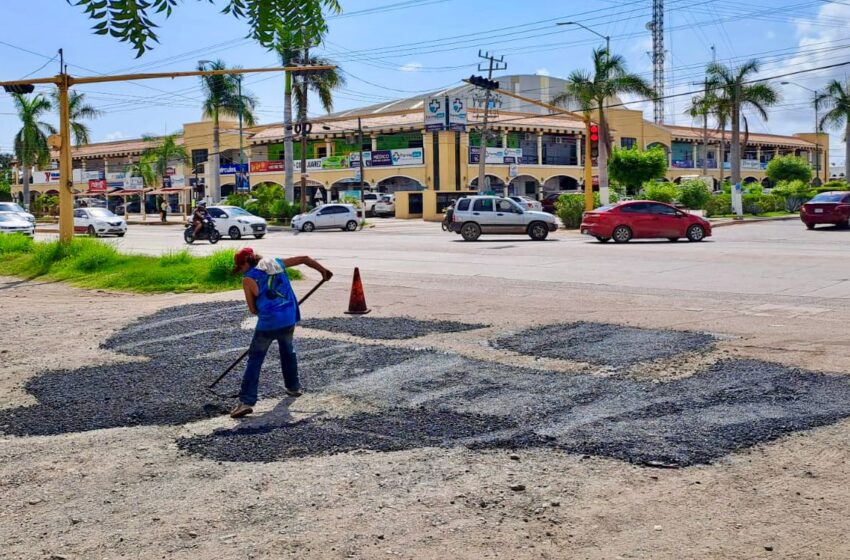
[449,196,558,241]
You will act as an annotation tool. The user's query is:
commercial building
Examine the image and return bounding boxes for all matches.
[11,74,828,220]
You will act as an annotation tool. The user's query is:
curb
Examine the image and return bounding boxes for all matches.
[710,215,798,228]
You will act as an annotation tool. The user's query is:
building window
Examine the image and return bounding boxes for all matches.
[541,135,577,165]
[620,137,637,149]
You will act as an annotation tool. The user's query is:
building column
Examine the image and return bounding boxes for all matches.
[501,131,508,149]
[371,134,378,152]
[537,133,544,165]
[692,143,698,167]
[756,146,762,164]
[103,157,109,177]
[325,140,332,156]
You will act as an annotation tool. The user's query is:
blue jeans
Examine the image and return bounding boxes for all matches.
[239,326,300,406]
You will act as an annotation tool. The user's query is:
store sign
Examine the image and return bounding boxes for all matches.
[321,155,349,169]
[31,170,61,185]
[73,170,104,182]
[741,159,762,170]
[349,152,372,167]
[219,163,249,175]
[469,147,523,164]
[509,164,518,178]
[371,150,394,167]
[250,160,286,173]
[391,148,424,166]
[88,179,108,193]
[448,97,467,132]
[424,96,446,132]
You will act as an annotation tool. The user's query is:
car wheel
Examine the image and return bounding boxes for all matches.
[229,226,241,240]
[87,225,97,237]
[668,237,679,242]
[345,220,358,231]
[612,225,632,243]
[460,222,481,241]
[301,222,315,232]
[805,223,815,230]
[254,234,265,239]
[527,221,549,241]
[595,236,610,243]
[686,224,706,242]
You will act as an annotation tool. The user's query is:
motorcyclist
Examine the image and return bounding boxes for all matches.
[192,201,211,237]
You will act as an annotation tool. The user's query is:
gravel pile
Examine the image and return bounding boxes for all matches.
[492,322,716,367]
[299,316,487,340]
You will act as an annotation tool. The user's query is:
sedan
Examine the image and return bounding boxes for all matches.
[580,200,711,243]
[291,204,359,232]
[0,213,35,236]
[373,194,395,217]
[510,196,543,212]
[800,191,850,229]
[541,193,562,214]
[0,202,36,225]
[207,205,267,239]
[74,207,127,237]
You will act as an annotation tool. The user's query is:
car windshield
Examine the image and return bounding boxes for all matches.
[89,208,116,218]
[810,193,845,203]
[227,207,252,217]
[0,214,17,222]
[0,203,25,212]
[596,205,615,212]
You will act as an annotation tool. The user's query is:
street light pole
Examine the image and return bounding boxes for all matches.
[237,74,245,192]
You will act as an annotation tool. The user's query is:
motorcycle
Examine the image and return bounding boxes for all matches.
[441,206,455,232]
[184,217,221,244]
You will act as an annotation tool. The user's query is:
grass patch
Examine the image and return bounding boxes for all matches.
[710,211,796,219]
[0,236,302,293]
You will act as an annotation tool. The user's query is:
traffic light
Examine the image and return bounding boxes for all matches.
[589,123,599,159]
[469,75,499,90]
[3,84,35,94]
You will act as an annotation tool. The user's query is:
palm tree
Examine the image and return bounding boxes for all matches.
[552,48,654,204]
[141,133,189,187]
[50,90,102,145]
[198,60,257,202]
[686,89,731,186]
[276,41,345,201]
[12,93,56,209]
[706,60,779,214]
[816,79,850,178]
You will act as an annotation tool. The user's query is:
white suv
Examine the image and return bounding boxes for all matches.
[450,196,558,241]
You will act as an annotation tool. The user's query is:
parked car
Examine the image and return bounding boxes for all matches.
[0,202,36,224]
[207,205,267,239]
[362,192,382,215]
[292,204,359,232]
[373,194,396,217]
[541,193,563,213]
[74,207,127,237]
[510,196,543,212]
[0,213,35,236]
[800,191,850,229]
[580,200,711,243]
[449,196,558,241]
[75,197,107,208]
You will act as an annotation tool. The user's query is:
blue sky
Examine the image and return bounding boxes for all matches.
[1,0,847,164]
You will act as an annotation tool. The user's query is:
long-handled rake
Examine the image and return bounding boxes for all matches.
[207,278,327,397]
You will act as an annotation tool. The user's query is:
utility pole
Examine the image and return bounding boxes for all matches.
[649,0,665,124]
[474,50,506,194]
[357,116,366,224]
[237,74,247,193]
[0,63,333,243]
[299,33,310,213]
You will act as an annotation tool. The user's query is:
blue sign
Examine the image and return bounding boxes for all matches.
[219,163,249,175]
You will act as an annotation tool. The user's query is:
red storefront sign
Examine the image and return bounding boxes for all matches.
[250,160,285,173]
[88,179,108,193]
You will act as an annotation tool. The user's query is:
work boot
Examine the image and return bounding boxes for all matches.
[285,388,304,398]
[230,403,253,418]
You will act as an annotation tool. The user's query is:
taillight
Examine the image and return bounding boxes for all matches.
[452,213,459,222]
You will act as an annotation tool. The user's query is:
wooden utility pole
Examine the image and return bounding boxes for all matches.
[0,64,333,243]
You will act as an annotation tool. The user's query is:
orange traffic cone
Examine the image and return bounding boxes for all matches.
[345,267,371,315]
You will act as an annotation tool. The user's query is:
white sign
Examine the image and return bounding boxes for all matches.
[31,170,61,185]
[424,97,446,132]
[390,148,424,167]
[448,97,467,132]
[73,170,104,182]
[469,147,523,164]
[741,159,762,170]
[509,164,518,177]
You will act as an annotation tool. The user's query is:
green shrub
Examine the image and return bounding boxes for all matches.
[225,193,250,207]
[70,239,122,273]
[705,193,732,217]
[0,233,34,255]
[766,154,813,184]
[555,193,585,229]
[206,249,237,283]
[817,179,848,192]
[642,181,679,203]
[772,179,814,211]
[742,193,764,215]
[678,180,712,209]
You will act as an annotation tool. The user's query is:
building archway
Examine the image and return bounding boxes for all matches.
[761,177,774,188]
[252,181,284,191]
[508,174,540,198]
[469,174,505,193]
[743,176,759,184]
[542,175,579,193]
[376,175,424,194]
[221,183,236,198]
[647,142,670,154]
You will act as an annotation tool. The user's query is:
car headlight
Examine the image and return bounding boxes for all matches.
[237,219,249,224]
[26,216,35,223]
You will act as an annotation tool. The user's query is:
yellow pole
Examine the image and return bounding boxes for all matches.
[58,74,74,243]
[584,116,594,212]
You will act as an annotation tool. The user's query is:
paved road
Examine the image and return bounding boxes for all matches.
[37,217,850,299]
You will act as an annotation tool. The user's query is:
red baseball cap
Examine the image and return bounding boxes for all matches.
[233,247,255,273]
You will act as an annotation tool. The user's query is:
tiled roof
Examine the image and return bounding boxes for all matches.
[66,136,184,159]
[665,125,815,148]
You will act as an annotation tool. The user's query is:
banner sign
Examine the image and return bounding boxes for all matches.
[219,163,249,175]
[31,170,61,185]
[250,160,285,173]
[88,179,108,193]
[425,97,446,132]
[391,147,424,166]
[321,155,349,169]
[469,147,522,164]
[73,170,104,182]
[370,150,394,167]
[448,97,467,132]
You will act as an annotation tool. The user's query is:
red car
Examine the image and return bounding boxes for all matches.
[541,193,561,214]
[580,200,712,243]
[800,191,850,229]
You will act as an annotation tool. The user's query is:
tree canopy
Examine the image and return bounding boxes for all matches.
[766,155,813,184]
[608,146,668,194]
[68,0,342,56]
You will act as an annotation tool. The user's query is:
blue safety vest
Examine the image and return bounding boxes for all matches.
[245,259,300,331]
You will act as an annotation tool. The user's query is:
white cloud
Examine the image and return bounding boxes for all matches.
[103,131,125,142]
[535,68,550,77]
[399,62,422,72]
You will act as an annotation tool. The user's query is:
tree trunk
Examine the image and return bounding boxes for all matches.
[846,122,850,185]
[284,69,295,202]
[719,128,725,190]
[730,101,743,216]
[22,165,31,211]
[210,111,221,203]
[597,104,609,205]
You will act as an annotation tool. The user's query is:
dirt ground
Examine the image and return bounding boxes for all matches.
[2,269,850,559]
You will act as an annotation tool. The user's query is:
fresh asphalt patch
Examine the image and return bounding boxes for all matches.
[299,316,487,340]
[4,304,850,468]
[492,322,716,367]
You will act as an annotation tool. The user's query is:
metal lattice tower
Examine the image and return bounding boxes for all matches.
[651,0,665,124]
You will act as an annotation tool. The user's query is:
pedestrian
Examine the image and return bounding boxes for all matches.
[160,198,168,223]
[229,247,333,418]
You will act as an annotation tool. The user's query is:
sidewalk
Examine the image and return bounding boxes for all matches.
[709,215,799,227]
